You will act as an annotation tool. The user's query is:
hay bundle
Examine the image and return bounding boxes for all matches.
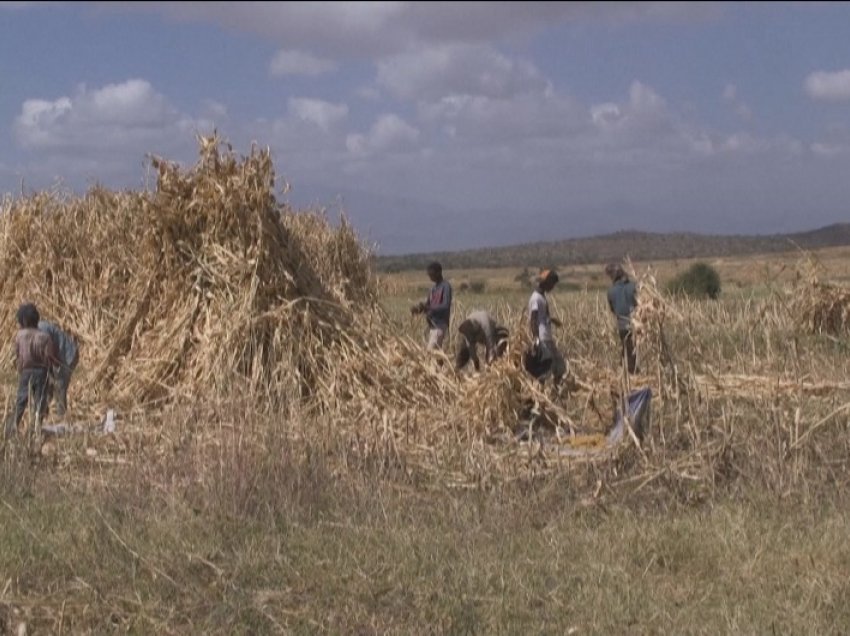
[791,256,850,335]
[315,310,576,443]
[0,136,366,407]
[627,263,684,395]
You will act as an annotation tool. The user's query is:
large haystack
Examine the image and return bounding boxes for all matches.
[0,137,373,408]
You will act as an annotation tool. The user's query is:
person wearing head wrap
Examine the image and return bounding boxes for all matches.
[605,263,639,374]
[526,269,567,384]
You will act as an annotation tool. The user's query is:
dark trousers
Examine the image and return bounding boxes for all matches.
[5,368,49,439]
[618,329,638,374]
[51,352,78,418]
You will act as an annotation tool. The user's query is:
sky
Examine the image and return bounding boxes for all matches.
[1,1,850,254]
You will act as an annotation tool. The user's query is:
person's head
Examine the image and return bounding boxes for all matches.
[16,303,39,328]
[426,261,443,283]
[605,262,627,282]
[537,269,559,293]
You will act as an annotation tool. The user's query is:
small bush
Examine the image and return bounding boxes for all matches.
[468,280,487,294]
[667,262,721,299]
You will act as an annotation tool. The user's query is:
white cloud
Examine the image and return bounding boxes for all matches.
[590,102,621,127]
[628,80,666,114]
[589,81,671,139]
[11,79,216,192]
[377,44,547,101]
[409,72,798,176]
[805,69,850,101]
[810,124,850,157]
[421,92,584,143]
[346,113,419,156]
[89,79,175,125]
[14,79,194,151]
[718,132,802,155]
[269,49,337,76]
[721,83,752,120]
[200,99,228,119]
[287,98,348,132]
[811,142,846,157]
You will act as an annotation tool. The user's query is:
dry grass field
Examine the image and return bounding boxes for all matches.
[0,138,849,634]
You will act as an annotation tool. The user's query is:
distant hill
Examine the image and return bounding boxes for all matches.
[374,223,850,272]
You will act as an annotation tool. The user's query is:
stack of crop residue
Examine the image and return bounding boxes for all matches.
[0,137,372,409]
[791,256,850,335]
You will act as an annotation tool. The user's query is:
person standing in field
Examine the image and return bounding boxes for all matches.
[6,303,60,440]
[38,318,80,419]
[527,269,567,385]
[605,263,639,374]
[411,262,453,350]
[455,310,509,371]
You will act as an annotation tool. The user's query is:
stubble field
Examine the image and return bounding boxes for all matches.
[1,140,849,634]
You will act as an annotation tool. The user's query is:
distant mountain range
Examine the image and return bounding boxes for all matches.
[374,223,850,272]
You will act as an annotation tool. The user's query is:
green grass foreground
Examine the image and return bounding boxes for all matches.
[2,458,849,634]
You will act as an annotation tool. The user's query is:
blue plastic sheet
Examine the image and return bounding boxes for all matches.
[607,387,652,444]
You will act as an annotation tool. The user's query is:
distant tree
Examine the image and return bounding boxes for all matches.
[667,262,721,299]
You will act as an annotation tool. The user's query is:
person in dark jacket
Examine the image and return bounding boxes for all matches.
[39,319,80,419]
[411,262,453,350]
[6,303,60,439]
[605,263,639,374]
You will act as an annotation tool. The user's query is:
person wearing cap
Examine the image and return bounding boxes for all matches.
[411,261,453,350]
[605,263,639,374]
[527,269,566,385]
[455,310,509,371]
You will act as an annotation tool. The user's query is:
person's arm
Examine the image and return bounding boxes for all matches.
[13,337,21,373]
[411,292,428,315]
[528,311,538,341]
[607,288,616,314]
